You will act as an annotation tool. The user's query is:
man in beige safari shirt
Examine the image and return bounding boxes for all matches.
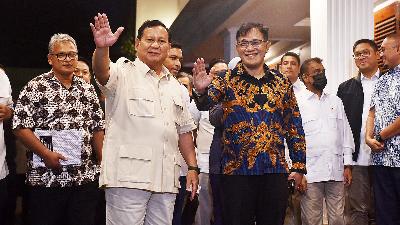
[91,13,199,225]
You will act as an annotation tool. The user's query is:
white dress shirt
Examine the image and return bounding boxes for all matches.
[285,78,306,168]
[292,78,307,97]
[194,111,214,174]
[356,71,379,166]
[297,90,354,183]
[0,73,12,180]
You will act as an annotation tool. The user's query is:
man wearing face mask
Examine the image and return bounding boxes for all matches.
[298,58,354,225]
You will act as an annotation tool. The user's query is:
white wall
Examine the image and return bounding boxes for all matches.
[136,0,188,32]
[310,0,374,94]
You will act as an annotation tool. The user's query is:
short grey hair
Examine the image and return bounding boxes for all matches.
[48,33,77,53]
[176,72,193,85]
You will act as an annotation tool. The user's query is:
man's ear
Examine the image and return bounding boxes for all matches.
[135,38,140,51]
[47,54,53,66]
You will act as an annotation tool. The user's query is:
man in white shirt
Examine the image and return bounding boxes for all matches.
[298,57,354,225]
[0,66,13,222]
[280,52,306,225]
[91,14,199,225]
[337,39,380,225]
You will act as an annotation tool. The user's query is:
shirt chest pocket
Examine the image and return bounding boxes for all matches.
[302,114,319,135]
[128,88,155,117]
[327,107,342,129]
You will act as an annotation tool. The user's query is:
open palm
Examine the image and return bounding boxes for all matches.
[90,13,124,48]
[192,58,213,93]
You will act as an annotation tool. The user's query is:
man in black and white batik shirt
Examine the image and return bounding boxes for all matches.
[13,33,104,225]
[366,33,400,225]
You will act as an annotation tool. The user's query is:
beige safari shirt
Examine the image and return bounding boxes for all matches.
[98,58,196,193]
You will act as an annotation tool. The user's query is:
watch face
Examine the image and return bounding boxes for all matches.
[376,134,382,142]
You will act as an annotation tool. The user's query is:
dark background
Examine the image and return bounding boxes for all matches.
[0,0,136,97]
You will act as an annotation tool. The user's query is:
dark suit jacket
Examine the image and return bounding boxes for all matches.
[337,74,364,162]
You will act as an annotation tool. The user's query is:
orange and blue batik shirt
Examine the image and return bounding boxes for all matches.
[203,62,306,175]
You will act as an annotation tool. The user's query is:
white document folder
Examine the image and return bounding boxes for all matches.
[32,129,83,168]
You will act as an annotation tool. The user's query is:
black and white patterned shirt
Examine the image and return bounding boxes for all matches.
[370,66,400,167]
[13,71,105,187]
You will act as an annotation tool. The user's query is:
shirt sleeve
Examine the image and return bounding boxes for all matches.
[0,73,13,109]
[370,79,380,110]
[283,86,307,174]
[12,82,37,129]
[88,85,105,132]
[175,88,197,134]
[209,103,223,128]
[96,58,125,98]
[193,72,227,111]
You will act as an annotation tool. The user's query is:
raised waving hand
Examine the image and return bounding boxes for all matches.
[90,13,124,48]
[192,58,214,94]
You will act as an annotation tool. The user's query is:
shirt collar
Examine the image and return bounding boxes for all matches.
[360,69,380,81]
[304,88,328,100]
[134,58,172,80]
[292,78,302,88]
[45,70,82,87]
[235,61,271,78]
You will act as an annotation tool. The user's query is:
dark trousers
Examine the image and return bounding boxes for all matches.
[28,181,99,225]
[0,177,7,222]
[221,174,289,225]
[172,176,187,225]
[172,176,199,225]
[372,166,400,225]
[210,174,224,225]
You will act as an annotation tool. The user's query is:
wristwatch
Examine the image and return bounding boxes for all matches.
[375,133,384,142]
[188,166,201,174]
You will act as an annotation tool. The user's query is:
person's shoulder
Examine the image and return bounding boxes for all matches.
[269,68,282,77]
[115,57,137,70]
[340,77,356,85]
[327,92,344,104]
[26,72,50,86]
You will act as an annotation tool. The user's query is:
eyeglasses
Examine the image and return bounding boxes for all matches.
[353,50,371,59]
[237,39,265,48]
[50,51,78,61]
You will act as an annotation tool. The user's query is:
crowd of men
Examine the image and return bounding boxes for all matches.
[0,12,399,225]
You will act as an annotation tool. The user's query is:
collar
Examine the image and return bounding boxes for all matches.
[134,58,171,80]
[45,70,81,86]
[304,88,328,100]
[361,69,380,81]
[292,78,303,88]
[234,61,272,79]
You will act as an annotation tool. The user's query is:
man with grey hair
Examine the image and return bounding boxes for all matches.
[13,33,105,225]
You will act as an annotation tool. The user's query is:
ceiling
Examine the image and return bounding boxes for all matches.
[169,0,311,66]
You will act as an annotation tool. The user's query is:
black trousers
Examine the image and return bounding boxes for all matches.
[373,166,400,225]
[28,181,99,225]
[221,174,289,225]
[0,177,7,223]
